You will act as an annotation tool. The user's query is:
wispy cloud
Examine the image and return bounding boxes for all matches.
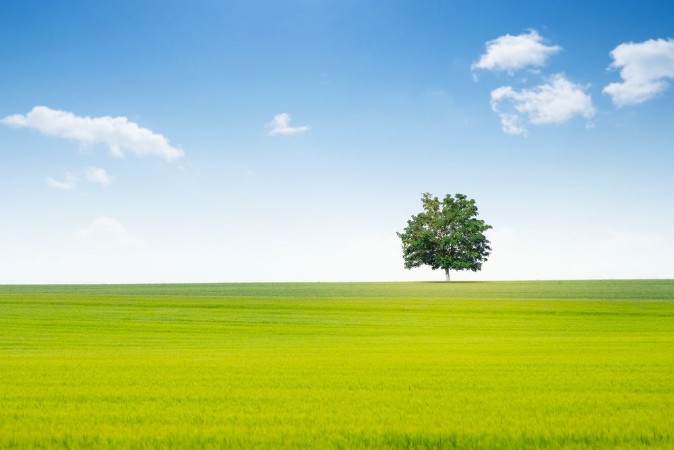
[45,167,113,190]
[603,38,674,106]
[490,74,595,136]
[46,172,77,190]
[1,106,183,161]
[84,167,112,186]
[472,30,561,74]
[73,217,142,247]
[267,113,310,136]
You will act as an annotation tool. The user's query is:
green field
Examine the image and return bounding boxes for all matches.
[1,281,673,449]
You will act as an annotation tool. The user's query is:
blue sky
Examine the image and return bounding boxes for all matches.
[1,0,673,283]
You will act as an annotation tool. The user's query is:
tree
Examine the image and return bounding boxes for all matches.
[397,193,492,281]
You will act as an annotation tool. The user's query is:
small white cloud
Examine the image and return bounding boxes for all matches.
[1,106,183,161]
[45,167,113,189]
[73,217,141,247]
[603,38,674,106]
[84,167,112,186]
[490,74,595,136]
[472,30,561,74]
[267,113,310,136]
[46,172,77,190]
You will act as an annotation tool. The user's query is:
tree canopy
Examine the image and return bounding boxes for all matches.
[397,193,492,281]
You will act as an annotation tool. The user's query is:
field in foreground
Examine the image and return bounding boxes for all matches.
[1,280,673,449]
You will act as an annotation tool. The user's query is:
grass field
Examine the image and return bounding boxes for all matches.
[1,280,673,449]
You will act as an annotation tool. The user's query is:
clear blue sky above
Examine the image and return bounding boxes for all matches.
[1,0,673,283]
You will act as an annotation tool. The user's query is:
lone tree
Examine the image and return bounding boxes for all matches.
[397,193,492,281]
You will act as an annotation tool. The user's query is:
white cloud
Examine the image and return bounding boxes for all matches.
[603,38,674,106]
[267,113,310,136]
[46,172,77,190]
[490,74,595,136]
[1,106,183,161]
[73,217,142,247]
[84,167,112,186]
[472,30,561,74]
[45,167,113,190]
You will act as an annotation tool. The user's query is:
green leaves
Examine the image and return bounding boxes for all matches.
[397,193,492,277]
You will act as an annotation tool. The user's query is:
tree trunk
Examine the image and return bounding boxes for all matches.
[444,268,450,282]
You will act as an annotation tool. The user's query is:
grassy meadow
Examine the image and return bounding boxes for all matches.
[1,280,673,449]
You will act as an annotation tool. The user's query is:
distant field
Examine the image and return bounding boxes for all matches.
[1,280,673,449]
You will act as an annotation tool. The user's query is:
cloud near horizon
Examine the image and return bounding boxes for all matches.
[73,217,142,247]
[267,113,310,136]
[472,30,561,74]
[1,106,183,161]
[603,38,674,106]
[490,74,595,136]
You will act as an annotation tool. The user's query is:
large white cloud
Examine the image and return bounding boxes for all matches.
[490,74,595,136]
[603,38,674,106]
[1,106,183,161]
[267,113,310,136]
[473,30,561,74]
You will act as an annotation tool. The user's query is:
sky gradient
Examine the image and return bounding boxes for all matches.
[1,0,673,283]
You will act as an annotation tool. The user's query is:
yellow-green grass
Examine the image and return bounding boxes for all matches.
[1,281,673,449]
